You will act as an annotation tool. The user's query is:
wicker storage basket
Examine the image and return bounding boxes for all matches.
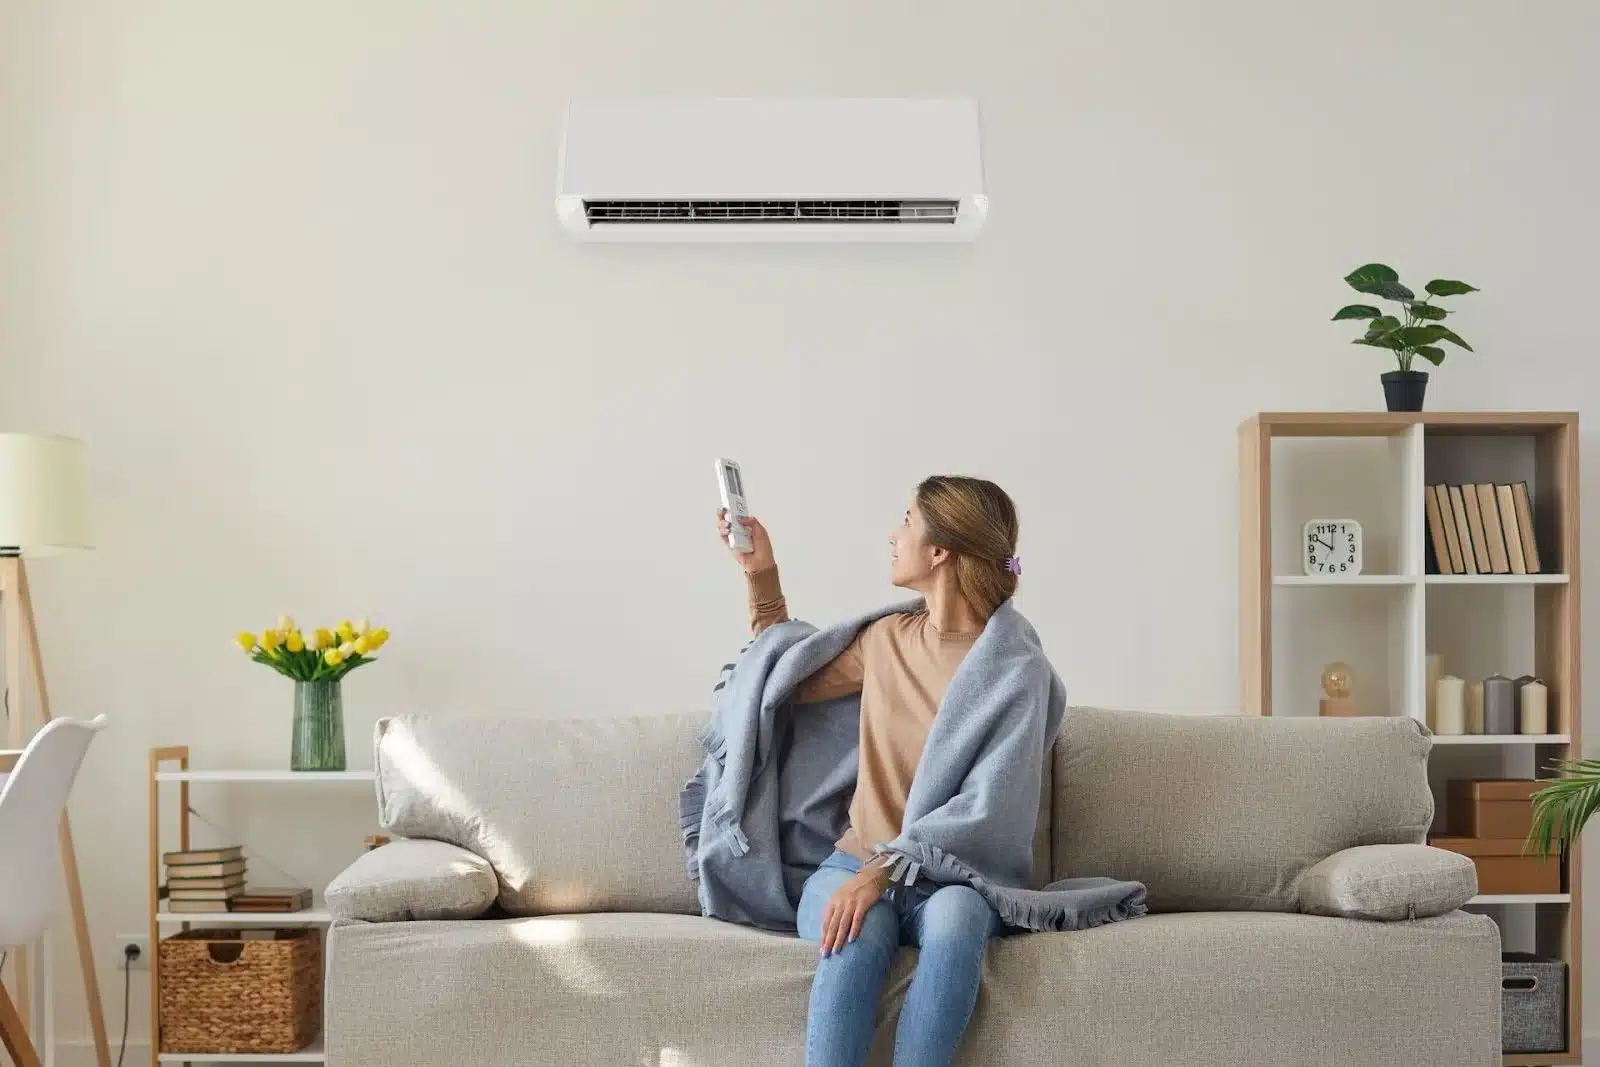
[158,928,322,1054]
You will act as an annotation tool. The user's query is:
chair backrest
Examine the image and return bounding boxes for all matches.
[0,715,106,945]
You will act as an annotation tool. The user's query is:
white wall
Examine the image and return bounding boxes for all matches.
[3,0,1598,1056]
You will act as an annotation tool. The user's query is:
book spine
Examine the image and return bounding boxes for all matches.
[1498,485,1527,574]
[1437,486,1466,574]
[1462,483,1491,573]
[1425,486,1454,575]
[1477,483,1511,574]
[1512,482,1542,573]
[1447,486,1477,575]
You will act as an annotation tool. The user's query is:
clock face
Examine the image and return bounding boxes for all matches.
[1304,520,1363,576]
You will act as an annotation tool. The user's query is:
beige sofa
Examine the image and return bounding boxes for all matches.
[323,708,1500,1066]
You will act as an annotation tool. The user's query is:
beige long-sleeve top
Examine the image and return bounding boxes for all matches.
[747,567,978,862]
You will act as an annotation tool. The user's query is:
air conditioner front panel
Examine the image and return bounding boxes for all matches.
[557,99,986,241]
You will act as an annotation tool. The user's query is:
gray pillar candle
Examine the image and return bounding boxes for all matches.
[1483,674,1517,734]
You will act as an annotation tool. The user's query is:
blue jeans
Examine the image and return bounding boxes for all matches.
[797,850,1001,1067]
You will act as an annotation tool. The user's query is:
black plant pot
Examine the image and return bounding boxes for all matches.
[1381,370,1429,412]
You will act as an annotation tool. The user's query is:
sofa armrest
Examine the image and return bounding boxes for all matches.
[1297,844,1477,921]
[326,838,499,923]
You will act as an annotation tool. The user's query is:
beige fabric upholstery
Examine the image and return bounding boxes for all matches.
[326,908,1499,1066]
[1053,707,1434,911]
[375,714,705,916]
[1299,844,1478,921]
[325,839,497,923]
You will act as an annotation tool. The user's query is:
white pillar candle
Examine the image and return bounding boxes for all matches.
[1520,680,1550,736]
[1466,681,1485,734]
[1435,675,1465,735]
[1426,653,1443,730]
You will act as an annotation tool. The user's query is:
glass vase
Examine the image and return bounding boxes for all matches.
[290,678,346,772]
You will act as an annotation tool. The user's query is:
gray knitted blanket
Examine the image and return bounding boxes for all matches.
[680,599,1147,933]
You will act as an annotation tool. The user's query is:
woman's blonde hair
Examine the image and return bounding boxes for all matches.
[915,475,1019,619]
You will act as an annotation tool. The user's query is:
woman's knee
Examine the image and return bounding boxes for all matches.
[919,885,998,946]
[816,899,898,962]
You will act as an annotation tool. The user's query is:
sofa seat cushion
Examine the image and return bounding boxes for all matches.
[326,909,1498,1066]
[375,713,706,916]
[1054,707,1435,912]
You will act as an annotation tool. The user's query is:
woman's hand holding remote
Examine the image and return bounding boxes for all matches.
[717,509,775,573]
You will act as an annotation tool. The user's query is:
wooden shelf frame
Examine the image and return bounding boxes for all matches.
[1239,412,1581,1066]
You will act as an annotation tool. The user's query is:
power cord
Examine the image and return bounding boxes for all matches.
[117,943,138,1067]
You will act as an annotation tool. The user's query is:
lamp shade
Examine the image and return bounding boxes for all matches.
[0,434,93,553]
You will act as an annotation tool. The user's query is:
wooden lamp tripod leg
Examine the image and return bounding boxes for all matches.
[2,558,112,1067]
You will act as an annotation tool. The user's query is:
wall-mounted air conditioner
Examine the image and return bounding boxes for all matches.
[557,98,986,243]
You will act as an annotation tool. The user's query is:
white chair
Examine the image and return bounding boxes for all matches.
[0,715,107,1067]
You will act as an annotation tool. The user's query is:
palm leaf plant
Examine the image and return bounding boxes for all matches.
[1525,758,1600,859]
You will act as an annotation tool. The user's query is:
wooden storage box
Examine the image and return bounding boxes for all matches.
[1430,837,1561,895]
[158,928,322,1054]
[1447,778,1540,839]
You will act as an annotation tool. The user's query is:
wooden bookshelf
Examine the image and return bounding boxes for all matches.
[1239,412,1581,1066]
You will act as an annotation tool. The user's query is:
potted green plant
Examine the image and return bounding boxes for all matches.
[1332,264,1478,412]
[1526,758,1600,863]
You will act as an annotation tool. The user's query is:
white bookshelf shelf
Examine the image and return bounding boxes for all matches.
[158,1034,323,1062]
[155,769,374,783]
[1272,574,1415,587]
[1425,573,1569,586]
[1431,734,1569,746]
[157,908,332,925]
[1468,894,1571,905]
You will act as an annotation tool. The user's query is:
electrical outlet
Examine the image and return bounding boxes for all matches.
[116,934,149,971]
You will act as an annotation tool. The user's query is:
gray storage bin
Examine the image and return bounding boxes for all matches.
[1502,952,1565,1054]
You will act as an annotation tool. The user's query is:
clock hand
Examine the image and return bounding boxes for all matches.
[1315,536,1335,553]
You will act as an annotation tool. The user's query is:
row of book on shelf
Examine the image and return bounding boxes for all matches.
[163,845,312,914]
[1424,481,1543,576]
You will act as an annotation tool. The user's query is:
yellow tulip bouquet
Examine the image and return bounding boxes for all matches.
[236,616,389,770]
[235,615,390,681]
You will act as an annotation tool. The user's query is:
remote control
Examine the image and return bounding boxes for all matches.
[715,458,754,553]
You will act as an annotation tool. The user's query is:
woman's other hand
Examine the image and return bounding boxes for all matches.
[819,866,891,957]
[717,509,776,574]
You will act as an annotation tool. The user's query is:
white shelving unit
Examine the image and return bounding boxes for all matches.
[155,769,374,784]
[148,750,377,1067]
[1241,412,1582,1066]
[157,1036,325,1063]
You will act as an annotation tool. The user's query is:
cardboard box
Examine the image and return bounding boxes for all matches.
[1430,836,1561,895]
[1447,778,1541,839]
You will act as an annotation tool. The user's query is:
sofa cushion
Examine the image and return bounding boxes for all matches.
[1298,844,1477,921]
[326,909,1498,1066]
[325,839,498,923]
[375,714,704,916]
[1053,708,1434,912]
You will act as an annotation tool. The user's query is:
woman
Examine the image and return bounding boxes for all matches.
[716,474,1024,1067]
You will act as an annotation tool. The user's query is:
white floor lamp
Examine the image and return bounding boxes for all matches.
[0,433,111,1067]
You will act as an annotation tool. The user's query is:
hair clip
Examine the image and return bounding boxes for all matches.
[1004,555,1022,576]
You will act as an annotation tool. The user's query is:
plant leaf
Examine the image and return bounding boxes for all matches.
[1368,280,1416,301]
[1332,304,1382,321]
[1353,337,1405,351]
[1390,324,1448,348]
[1526,758,1600,857]
[1414,345,1446,366]
[1408,302,1448,321]
[1426,279,1478,297]
[1344,263,1399,294]
[1436,327,1473,351]
[1367,315,1402,334]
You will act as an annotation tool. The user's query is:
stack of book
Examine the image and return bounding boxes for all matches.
[231,887,314,914]
[1425,482,1543,576]
[164,846,247,913]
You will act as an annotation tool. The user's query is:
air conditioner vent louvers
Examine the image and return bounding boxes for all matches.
[582,199,960,225]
